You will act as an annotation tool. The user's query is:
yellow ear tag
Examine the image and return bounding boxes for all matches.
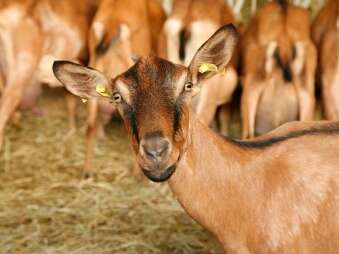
[95,84,111,97]
[198,63,218,74]
[81,98,88,104]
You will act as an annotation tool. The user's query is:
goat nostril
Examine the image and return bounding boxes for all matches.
[157,144,168,157]
[142,141,169,161]
[143,145,155,158]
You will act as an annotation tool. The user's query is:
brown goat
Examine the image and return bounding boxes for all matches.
[160,0,238,135]
[0,0,96,150]
[241,0,317,138]
[83,0,165,177]
[54,25,339,253]
[312,0,339,120]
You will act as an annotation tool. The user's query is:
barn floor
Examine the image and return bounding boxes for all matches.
[0,89,223,254]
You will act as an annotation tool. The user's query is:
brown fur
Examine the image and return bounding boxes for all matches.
[312,0,339,120]
[54,24,339,253]
[241,1,317,138]
[84,0,165,176]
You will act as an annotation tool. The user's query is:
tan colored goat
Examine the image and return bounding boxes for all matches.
[0,0,96,150]
[0,0,42,150]
[54,24,339,253]
[160,0,238,135]
[312,0,339,120]
[241,0,317,138]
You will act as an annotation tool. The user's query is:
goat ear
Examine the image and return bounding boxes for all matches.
[188,24,238,83]
[53,61,112,100]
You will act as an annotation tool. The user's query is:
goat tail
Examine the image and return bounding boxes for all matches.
[276,0,289,12]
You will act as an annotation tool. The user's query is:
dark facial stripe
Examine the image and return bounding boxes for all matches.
[125,64,139,84]
[173,99,182,134]
[124,104,139,144]
[226,123,339,149]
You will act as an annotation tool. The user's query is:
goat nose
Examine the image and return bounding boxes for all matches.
[142,138,169,162]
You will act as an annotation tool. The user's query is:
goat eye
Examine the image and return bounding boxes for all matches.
[112,92,122,103]
[184,82,193,92]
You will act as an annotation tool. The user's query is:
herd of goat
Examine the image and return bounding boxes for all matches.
[1,0,339,253]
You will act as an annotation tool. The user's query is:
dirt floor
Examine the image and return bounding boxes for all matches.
[0,88,223,254]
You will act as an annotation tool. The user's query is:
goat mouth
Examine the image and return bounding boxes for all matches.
[142,164,177,182]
